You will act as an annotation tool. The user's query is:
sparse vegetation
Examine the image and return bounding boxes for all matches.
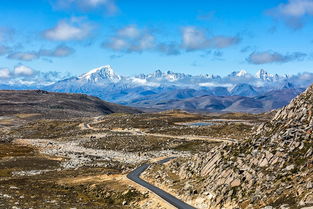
[0,91,276,209]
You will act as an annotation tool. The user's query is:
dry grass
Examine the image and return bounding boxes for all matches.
[0,143,146,209]
[15,113,41,119]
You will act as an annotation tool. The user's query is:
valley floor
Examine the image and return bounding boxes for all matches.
[0,111,263,208]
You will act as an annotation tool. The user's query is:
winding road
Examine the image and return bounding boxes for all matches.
[127,157,196,209]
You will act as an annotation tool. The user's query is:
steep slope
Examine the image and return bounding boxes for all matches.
[230,83,258,97]
[78,65,121,83]
[144,84,313,208]
[0,90,141,119]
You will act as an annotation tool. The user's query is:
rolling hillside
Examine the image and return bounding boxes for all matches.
[0,90,141,119]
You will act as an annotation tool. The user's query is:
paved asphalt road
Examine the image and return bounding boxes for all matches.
[127,157,196,209]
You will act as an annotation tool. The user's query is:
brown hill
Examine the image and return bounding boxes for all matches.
[0,90,141,119]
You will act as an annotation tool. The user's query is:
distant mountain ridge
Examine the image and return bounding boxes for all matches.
[1,65,312,113]
[45,65,311,90]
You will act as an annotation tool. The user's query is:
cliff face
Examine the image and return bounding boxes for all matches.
[145,84,313,209]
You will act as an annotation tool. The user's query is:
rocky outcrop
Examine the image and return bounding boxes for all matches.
[145,84,313,208]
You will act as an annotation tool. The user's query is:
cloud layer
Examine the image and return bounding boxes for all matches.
[8,52,39,61]
[7,45,75,61]
[38,45,75,57]
[14,65,34,76]
[0,68,10,78]
[247,51,307,64]
[103,25,240,55]
[0,65,35,79]
[268,0,313,29]
[54,0,117,14]
[0,65,71,85]
[43,18,93,41]
[103,25,155,53]
[182,26,240,51]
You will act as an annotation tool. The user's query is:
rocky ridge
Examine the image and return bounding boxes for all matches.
[144,84,313,208]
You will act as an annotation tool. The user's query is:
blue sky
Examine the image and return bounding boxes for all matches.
[1,0,313,80]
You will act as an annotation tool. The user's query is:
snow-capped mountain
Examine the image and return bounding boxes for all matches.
[255,69,280,82]
[228,70,249,78]
[44,65,312,94]
[78,65,121,84]
[46,65,124,93]
[44,66,307,91]
[3,65,312,113]
[136,70,192,83]
[236,70,248,77]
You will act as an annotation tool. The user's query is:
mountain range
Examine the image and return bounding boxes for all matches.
[2,65,313,113]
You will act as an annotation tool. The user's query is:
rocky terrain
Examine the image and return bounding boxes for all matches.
[143,84,313,208]
[3,85,311,209]
[0,93,264,209]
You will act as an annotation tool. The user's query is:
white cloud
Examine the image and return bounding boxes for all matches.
[104,25,239,55]
[84,0,108,7]
[247,51,307,64]
[211,36,240,48]
[181,26,240,51]
[288,72,313,87]
[55,0,117,14]
[14,65,34,76]
[298,72,313,80]
[276,0,313,17]
[103,25,156,53]
[0,66,72,86]
[8,52,39,61]
[131,34,155,52]
[268,0,313,29]
[199,82,233,88]
[39,45,75,57]
[0,68,10,78]
[7,45,75,61]
[131,77,159,87]
[43,19,92,41]
[182,27,208,50]
[117,25,140,38]
[107,38,128,50]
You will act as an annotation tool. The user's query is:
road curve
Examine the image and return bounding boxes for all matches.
[127,157,196,209]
